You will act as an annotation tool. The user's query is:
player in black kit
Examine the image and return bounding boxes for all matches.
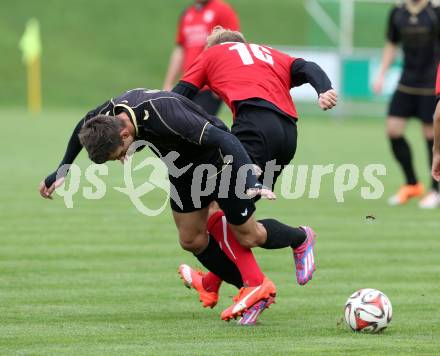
[374,0,440,208]
[37,88,311,321]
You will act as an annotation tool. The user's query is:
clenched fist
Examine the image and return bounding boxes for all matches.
[318,89,338,111]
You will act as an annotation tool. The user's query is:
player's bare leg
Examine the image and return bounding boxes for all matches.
[175,206,272,317]
[180,202,276,323]
[173,208,210,255]
[174,208,244,308]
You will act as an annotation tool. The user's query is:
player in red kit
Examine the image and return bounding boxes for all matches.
[174,27,336,186]
[432,63,440,182]
[173,27,337,322]
[163,0,239,115]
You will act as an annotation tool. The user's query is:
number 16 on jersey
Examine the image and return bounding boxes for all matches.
[228,43,274,66]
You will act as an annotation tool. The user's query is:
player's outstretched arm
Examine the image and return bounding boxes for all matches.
[39,177,65,200]
[39,100,112,200]
[39,119,84,199]
[432,102,440,182]
[290,59,337,110]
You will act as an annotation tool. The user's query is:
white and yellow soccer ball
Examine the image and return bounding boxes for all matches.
[344,288,392,333]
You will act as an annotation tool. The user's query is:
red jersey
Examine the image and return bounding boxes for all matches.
[182,42,298,119]
[176,0,240,73]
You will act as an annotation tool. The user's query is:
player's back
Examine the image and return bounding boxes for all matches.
[184,42,297,118]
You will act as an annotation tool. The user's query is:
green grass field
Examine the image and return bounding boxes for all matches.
[1,108,439,354]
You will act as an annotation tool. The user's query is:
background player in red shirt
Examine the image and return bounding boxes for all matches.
[432,63,440,181]
[173,27,337,317]
[163,0,239,115]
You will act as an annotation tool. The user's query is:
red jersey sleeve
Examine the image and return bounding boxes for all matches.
[436,63,440,98]
[218,2,240,31]
[181,52,207,89]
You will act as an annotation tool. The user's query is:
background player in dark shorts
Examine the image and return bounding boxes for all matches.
[162,0,239,115]
[374,0,440,208]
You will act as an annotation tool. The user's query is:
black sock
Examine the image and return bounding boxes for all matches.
[258,219,306,249]
[194,235,243,288]
[390,137,418,185]
[426,138,439,191]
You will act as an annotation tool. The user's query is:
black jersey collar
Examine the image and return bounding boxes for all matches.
[113,103,139,137]
[405,0,429,15]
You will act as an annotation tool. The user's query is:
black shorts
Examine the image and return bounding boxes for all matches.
[169,159,256,225]
[388,90,436,124]
[193,90,222,116]
[231,105,298,189]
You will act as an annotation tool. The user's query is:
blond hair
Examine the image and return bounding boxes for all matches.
[206,26,246,48]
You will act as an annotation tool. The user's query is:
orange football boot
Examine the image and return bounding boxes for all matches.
[178,264,219,308]
[221,277,276,321]
[388,183,425,205]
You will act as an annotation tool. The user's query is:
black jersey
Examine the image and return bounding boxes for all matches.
[85,88,228,168]
[44,89,258,190]
[387,1,440,90]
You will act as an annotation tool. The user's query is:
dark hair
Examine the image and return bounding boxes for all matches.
[78,114,125,163]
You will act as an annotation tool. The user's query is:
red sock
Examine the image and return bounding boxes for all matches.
[207,211,265,287]
[202,272,222,293]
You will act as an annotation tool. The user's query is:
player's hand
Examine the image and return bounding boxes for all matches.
[373,75,384,94]
[252,164,262,178]
[39,177,65,200]
[318,89,338,111]
[432,151,440,182]
[246,185,277,200]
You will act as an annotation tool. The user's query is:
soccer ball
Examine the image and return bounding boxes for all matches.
[344,288,392,333]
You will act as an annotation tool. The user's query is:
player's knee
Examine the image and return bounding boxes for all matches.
[207,201,221,219]
[178,231,207,253]
[387,126,401,139]
[386,118,405,138]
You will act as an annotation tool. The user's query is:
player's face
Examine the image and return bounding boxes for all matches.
[108,130,134,163]
[195,0,209,4]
